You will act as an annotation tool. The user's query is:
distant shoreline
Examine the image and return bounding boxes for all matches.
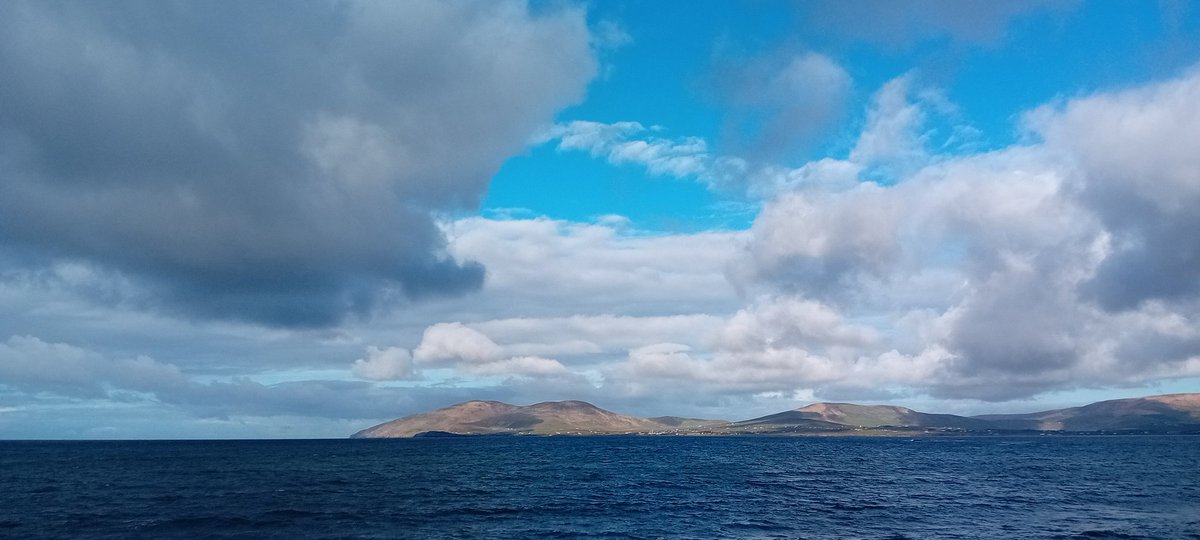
[3,431,1200,442]
[398,429,1200,438]
[353,393,1200,439]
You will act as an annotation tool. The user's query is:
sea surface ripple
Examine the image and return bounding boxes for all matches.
[1,435,1198,539]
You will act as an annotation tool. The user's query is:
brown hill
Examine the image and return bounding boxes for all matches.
[647,416,728,429]
[725,402,990,433]
[722,410,851,433]
[352,393,1200,437]
[352,400,671,438]
[974,393,1200,432]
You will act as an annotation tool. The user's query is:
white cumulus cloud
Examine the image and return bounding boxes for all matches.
[351,346,416,381]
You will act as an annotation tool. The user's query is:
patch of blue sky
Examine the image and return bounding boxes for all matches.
[483,143,755,232]
[487,2,1200,233]
[571,3,724,134]
[484,2,797,231]
[950,2,1198,149]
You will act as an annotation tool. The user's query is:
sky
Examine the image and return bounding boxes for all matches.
[2,0,1199,439]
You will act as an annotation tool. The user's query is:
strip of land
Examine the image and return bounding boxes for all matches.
[351,393,1200,438]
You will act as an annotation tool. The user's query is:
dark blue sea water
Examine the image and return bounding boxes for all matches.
[1,436,1198,539]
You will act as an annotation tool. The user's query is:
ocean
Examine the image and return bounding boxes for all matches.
[1,436,1197,539]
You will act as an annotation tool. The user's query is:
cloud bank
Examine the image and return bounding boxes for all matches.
[0,0,595,327]
[3,4,1198,437]
[533,67,1200,404]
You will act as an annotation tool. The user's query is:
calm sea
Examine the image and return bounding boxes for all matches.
[1,436,1197,539]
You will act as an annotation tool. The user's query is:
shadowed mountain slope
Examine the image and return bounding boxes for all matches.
[352,400,672,438]
[722,402,990,433]
[791,403,990,429]
[974,394,1200,431]
[647,416,729,429]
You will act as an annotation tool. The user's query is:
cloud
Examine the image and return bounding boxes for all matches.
[441,217,744,317]
[441,68,1200,405]
[351,346,416,381]
[413,322,504,365]
[591,19,633,50]
[0,1,595,327]
[411,322,570,378]
[7,16,1200,433]
[712,51,853,160]
[605,297,894,398]
[733,182,905,298]
[481,67,1200,404]
[733,149,1101,399]
[539,120,853,195]
[849,75,932,173]
[743,159,864,199]
[725,68,1200,400]
[844,73,984,183]
[538,52,851,190]
[472,314,727,357]
[539,73,971,197]
[0,210,744,413]
[0,334,185,399]
[467,356,568,377]
[0,334,484,420]
[1028,67,1200,311]
[718,297,879,352]
[375,312,736,383]
[542,121,717,179]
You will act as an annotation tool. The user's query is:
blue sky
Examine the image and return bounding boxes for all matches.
[488,1,1200,228]
[1,1,1199,438]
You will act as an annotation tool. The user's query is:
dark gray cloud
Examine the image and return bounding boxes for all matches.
[1082,211,1200,311]
[939,267,1091,401]
[0,0,595,326]
[1032,70,1200,311]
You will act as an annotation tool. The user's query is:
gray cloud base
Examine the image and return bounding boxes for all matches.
[0,0,595,326]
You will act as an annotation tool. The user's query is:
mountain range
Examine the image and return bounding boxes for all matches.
[351,393,1200,438]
